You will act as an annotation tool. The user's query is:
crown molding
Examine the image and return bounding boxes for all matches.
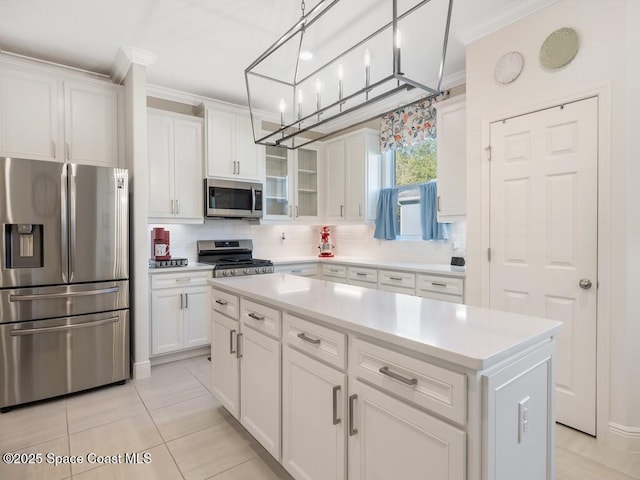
[455,0,561,46]
[111,46,157,84]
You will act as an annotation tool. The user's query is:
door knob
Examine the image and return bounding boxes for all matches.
[579,278,592,290]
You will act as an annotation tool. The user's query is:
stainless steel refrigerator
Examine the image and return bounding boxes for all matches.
[0,157,129,412]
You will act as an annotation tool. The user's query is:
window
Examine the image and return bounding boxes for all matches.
[390,139,437,238]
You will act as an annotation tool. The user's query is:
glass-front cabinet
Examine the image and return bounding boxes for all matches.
[264,144,321,221]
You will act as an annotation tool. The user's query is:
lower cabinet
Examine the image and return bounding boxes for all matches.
[282,346,346,480]
[150,271,211,356]
[211,297,282,461]
[240,326,281,460]
[347,379,465,480]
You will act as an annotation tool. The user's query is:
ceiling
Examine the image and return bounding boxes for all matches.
[0,0,557,112]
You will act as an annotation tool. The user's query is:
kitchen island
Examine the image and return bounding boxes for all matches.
[209,273,562,480]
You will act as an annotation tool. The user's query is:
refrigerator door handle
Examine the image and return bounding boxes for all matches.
[9,286,120,302]
[69,165,77,282]
[10,316,119,336]
[61,165,69,283]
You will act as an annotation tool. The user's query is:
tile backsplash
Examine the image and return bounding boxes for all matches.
[148,221,466,265]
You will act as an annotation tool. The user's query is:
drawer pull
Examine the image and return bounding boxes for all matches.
[332,385,341,425]
[297,332,321,345]
[215,299,229,306]
[291,269,303,273]
[248,312,265,321]
[229,329,236,354]
[356,272,367,277]
[389,276,403,281]
[348,394,358,436]
[431,282,448,287]
[379,366,418,386]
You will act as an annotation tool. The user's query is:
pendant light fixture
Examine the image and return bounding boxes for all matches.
[245,0,454,149]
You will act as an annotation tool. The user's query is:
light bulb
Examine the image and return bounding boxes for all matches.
[298,88,304,104]
[338,64,344,80]
[279,99,286,113]
[364,49,371,67]
[396,29,402,49]
[315,78,322,93]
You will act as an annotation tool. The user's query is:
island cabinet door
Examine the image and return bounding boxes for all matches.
[240,326,281,461]
[282,346,346,480]
[211,311,240,419]
[347,379,466,480]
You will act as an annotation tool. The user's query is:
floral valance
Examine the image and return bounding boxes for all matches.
[379,100,437,153]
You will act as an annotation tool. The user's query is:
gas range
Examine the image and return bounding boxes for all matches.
[197,239,274,278]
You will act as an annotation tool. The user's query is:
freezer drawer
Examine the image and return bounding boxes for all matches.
[0,280,128,323]
[0,310,129,410]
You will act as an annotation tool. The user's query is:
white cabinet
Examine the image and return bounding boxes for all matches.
[416,274,464,304]
[347,266,378,289]
[0,62,123,166]
[240,325,281,460]
[204,108,262,181]
[264,144,321,222]
[147,108,203,223]
[274,263,319,277]
[325,129,381,223]
[435,95,466,222]
[282,346,346,480]
[321,263,348,284]
[378,269,416,296]
[150,271,212,356]
[212,310,241,418]
[211,292,281,460]
[347,379,466,480]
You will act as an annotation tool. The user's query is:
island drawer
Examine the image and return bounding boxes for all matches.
[347,266,378,284]
[322,264,347,280]
[417,274,463,297]
[241,299,281,339]
[349,338,467,425]
[283,313,346,370]
[212,289,239,320]
[378,270,416,289]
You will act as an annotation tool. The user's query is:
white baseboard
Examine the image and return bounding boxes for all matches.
[150,346,211,367]
[608,422,640,453]
[132,360,152,379]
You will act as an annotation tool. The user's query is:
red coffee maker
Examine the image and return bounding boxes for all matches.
[151,227,171,260]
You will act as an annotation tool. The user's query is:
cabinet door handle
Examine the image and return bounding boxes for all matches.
[289,205,293,217]
[297,332,320,345]
[236,332,243,358]
[348,394,358,436]
[175,199,180,214]
[180,293,184,309]
[431,282,447,287]
[248,312,265,321]
[359,203,362,217]
[332,385,342,425]
[185,292,188,308]
[229,329,236,354]
[51,141,56,159]
[65,142,71,160]
[171,199,175,214]
[215,299,229,306]
[237,161,240,175]
[296,205,299,218]
[340,205,344,217]
[379,366,418,386]
[233,161,236,175]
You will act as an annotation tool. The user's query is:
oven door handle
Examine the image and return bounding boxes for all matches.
[9,286,120,302]
[10,316,119,336]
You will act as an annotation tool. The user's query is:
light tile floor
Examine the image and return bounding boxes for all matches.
[0,354,638,479]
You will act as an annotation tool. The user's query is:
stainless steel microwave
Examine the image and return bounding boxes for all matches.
[204,178,263,219]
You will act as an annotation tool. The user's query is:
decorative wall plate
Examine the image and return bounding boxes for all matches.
[540,27,579,69]
[494,51,524,84]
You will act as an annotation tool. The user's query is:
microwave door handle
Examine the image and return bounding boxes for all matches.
[251,187,256,214]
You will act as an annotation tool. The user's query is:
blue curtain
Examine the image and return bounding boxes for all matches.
[373,187,399,240]
[419,181,449,241]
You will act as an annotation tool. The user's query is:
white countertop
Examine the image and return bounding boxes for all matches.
[272,256,466,277]
[148,262,214,274]
[210,273,561,370]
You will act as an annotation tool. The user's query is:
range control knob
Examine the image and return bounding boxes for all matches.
[244,268,250,275]
[221,270,229,277]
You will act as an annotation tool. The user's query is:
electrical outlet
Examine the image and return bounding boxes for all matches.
[518,396,530,443]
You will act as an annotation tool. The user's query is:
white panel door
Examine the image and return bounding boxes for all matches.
[235,115,261,181]
[326,140,346,221]
[206,110,235,178]
[183,285,210,349]
[173,117,203,221]
[347,379,465,480]
[212,311,240,419]
[345,135,365,221]
[489,97,598,434]
[240,326,281,461]
[151,289,183,355]
[282,346,346,480]
[147,112,175,218]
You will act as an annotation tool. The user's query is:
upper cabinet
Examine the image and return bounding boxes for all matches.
[0,60,123,167]
[325,129,380,224]
[147,108,204,223]
[201,106,263,181]
[264,143,322,222]
[435,95,466,222]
